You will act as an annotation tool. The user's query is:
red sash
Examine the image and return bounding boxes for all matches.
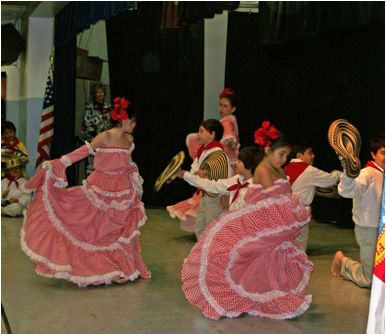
[227,179,249,204]
[2,136,21,153]
[364,160,384,174]
[196,141,224,160]
[6,176,20,188]
[284,161,310,185]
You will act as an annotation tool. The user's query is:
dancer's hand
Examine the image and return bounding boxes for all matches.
[194,169,208,178]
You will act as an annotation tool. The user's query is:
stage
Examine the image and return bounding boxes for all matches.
[1,209,370,333]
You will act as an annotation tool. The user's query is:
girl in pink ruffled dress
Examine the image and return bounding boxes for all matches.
[219,88,240,175]
[182,121,314,320]
[167,89,240,230]
[21,97,151,287]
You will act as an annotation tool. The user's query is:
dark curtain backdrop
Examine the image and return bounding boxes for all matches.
[52,2,135,184]
[106,3,204,206]
[225,3,384,226]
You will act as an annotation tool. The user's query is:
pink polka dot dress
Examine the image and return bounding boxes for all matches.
[181,179,313,320]
[21,145,151,287]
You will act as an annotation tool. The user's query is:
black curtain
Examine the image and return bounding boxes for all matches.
[106,3,204,206]
[225,3,384,226]
[52,1,135,184]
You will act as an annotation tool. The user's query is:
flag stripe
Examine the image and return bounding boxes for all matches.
[35,70,54,169]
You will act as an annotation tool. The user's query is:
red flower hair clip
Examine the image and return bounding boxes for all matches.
[254,121,280,147]
[110,97,130,121]
[219,88,235,98]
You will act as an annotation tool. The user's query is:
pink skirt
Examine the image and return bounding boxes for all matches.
[182,182,313,320]
[21,159,151,287]
[167,192,202,232]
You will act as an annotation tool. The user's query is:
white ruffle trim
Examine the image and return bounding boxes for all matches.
[60,155,72,167]
[81,183,141,212]
[43,160,68,188]
[198,193,311,317]
[225,240,312,303]
[37,167,144,251]
[166,206,198,221]
[20,216,71,272]
[21,211,145,288]
[85,141,96,155]
[96,146,132,154]
[36,269,141,288]
[210,294,313,320]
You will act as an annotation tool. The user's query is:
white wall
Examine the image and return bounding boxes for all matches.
[24,17,54,176]
[204,12,228,120]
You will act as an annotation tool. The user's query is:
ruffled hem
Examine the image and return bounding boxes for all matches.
[167,192,201,221]
[181,182,313,320]
[21,153,150,287]
[21,213,151,287]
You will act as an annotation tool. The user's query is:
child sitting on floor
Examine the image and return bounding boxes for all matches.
[1,158,31,217]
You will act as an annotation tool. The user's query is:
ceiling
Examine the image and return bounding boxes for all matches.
[1,1,69,22]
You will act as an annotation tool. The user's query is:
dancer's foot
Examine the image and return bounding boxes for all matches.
[113,276,128,284]
[331,251,344,278]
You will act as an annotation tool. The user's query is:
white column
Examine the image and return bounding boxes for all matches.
[25,17,54,176]
[204,11,228,120]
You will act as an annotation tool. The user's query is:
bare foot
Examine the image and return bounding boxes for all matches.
[331,251,344,278]
[113,277,128,284]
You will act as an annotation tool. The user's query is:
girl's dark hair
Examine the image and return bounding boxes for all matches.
[370,134,385,154]
[221,94,240,110]
[200,119,224,141]
[91,82,106,101]
[238,146,262,175]
[2,121,16,135]
[266,132,291,153]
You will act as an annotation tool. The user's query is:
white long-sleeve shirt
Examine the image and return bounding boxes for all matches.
[288,159,342,206]
[183,172,251,211]
[1,177,31,208]
[338,163,383,228]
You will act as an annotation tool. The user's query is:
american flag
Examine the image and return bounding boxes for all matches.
[35,69,54,169]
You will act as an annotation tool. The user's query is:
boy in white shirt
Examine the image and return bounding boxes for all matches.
[284,142,342,251]
[178,146,261,212]
[331,134,384,287]
[1,158,31,217]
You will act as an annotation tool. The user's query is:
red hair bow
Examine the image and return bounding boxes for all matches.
[110,97,130,121]
[219,88,235,98]
[254,121,280,147]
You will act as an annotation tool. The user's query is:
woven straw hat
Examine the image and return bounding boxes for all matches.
[5,157,22,170]
[154,151,185,192]
[328,119,361,178]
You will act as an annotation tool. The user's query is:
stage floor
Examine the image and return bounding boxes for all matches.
[2,209,370,333]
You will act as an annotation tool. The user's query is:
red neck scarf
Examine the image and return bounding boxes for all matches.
[196,141,224,160]
[7,176,21,188]
[364,160,384,174]
[227,178,249,204]
[2,136,21,152]
[284,161,310,185]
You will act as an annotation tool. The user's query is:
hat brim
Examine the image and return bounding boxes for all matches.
[328,119,361,178]
[315,185,340,199]
[154,151,185,192]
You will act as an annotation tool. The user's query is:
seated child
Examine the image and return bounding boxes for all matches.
[1,158,31,217]
[178,146,261,211]
[1,121,29,163]
[284,141,342,251]
[331,134,384,288]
